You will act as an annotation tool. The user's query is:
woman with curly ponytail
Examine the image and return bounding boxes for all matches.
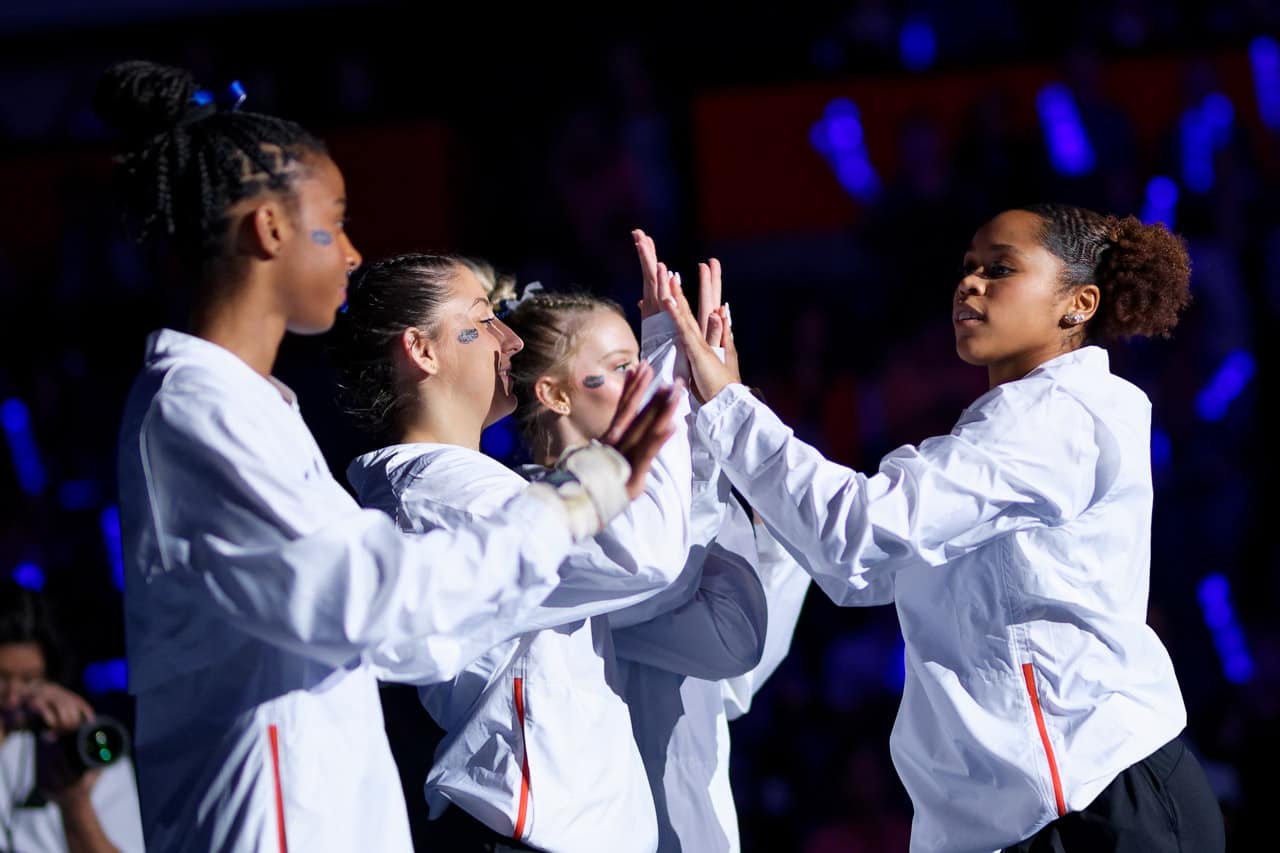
[659,204,1222,852]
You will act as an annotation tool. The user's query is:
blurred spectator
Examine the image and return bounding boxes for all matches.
[0,579,142,853]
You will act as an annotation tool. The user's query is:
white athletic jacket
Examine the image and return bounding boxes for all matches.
[694,346,1187,853]
[117,330,590,853]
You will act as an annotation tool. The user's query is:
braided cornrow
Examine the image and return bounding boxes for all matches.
[502,292,625,452]
[94,60,327,271]
[1020,203,1192,342]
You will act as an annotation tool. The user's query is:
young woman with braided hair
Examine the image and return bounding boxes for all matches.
[661,205,1224,852]
[98,60,677,852]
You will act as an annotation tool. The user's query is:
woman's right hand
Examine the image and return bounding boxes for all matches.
[600,362,684,499]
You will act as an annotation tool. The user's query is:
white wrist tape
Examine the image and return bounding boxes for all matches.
[528,441,631,542]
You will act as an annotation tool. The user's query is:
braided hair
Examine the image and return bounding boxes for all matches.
[501,292,625,453]
[93,60,327,273]
[1019,203,1192,343]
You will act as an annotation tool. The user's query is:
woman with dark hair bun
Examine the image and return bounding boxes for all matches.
[661,204,1223,852]
[335,245,694,853]
[99,60,677,853]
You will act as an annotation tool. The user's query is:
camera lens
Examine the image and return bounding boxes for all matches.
[70,715,131,770]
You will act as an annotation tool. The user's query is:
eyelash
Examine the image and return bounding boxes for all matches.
[959,262,1014,278]
[481,317,498,326]
[614,361,632,372]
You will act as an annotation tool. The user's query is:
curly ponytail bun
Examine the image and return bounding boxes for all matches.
[1020,203,1192,343]
[1092,216,1191,341]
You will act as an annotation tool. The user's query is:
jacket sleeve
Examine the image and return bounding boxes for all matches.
[693,382,1099,605]
[610,498,768,680]
[140,382,574,675]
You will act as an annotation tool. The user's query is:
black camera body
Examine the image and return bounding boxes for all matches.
[56,716,131,772]
[9,713,131,772]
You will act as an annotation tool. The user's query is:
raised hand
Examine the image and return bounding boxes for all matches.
[662,264,740,402]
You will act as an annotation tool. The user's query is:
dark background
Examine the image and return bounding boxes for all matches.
[1,2,1275,849]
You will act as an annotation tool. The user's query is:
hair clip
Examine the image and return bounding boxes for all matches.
[496,281,545,319]
[224,80,247,111]
[189,80,248,112]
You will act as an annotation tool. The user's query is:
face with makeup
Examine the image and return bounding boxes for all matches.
[550,308,640,446]
[953,209,1094,387]
[429,266,525,429]
[272,154,363,334]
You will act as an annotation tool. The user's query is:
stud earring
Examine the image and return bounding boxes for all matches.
[1064,313,1085,325]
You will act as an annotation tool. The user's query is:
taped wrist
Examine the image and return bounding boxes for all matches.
[527,441,631,541]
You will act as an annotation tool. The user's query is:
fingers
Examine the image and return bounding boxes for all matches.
[696,257,724,339]
[705,308,724,346]
[662,272,710,355]
[662,274,738,401]
[601,361,655,446]
[634,229,663,319]
[612,374,679,457]
[697,262,714,337]
[720,304,742,382]
[633,228,659,283]
[620,382,684,499]
[655,262,669,304]
[26,684,92,733]
[613,389,664,455]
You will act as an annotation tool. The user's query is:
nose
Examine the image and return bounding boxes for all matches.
[342,231,362,272]
[497,319,524,355]
[956,273,983,301]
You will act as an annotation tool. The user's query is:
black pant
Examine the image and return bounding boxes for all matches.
[1003,736,1225,853]
[425,805,542,853]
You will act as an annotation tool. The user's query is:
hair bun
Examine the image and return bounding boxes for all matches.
[94,60,199,140]
[1094,215,1192,339]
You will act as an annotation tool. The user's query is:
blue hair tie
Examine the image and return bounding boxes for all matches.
[189,79,247,112]
[178,80,247,129]
[224,80,247,111]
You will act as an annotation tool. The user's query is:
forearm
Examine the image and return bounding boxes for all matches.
[57,793,120,853]
[695,384,895,595]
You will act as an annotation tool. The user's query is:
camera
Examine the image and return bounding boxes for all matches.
[7,712,132,772]
[53,716,131,772]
